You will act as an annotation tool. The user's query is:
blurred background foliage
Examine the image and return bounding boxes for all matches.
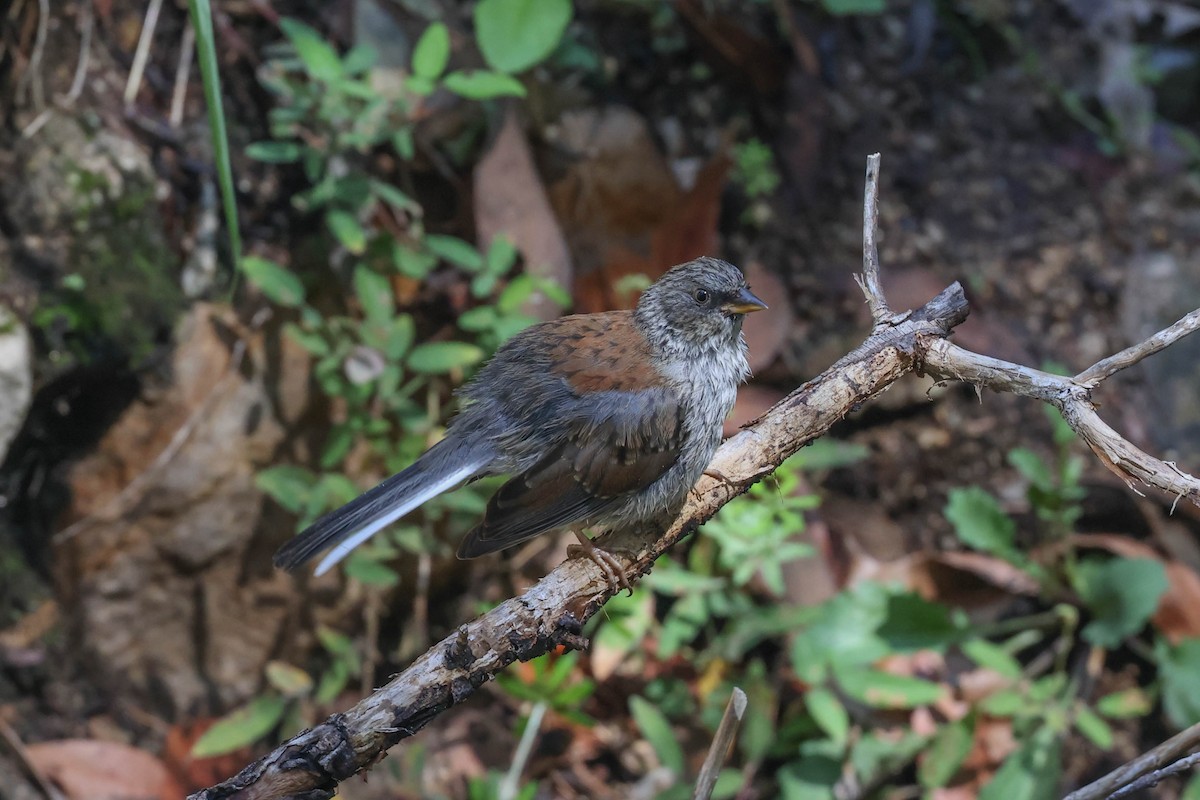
[2,0,1200,798]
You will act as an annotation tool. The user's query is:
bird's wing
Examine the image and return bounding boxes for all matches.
[457,386,684,557]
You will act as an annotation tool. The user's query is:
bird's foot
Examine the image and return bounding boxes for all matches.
[567,531,633,596]
[690,467,735,502]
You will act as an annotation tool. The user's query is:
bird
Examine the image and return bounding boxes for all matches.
[273,257,767,579]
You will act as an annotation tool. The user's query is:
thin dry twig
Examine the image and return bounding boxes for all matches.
[855,153,895,323]
[124,0,165,108]
[693,688,747,800]
[0,716,64,800]
[1075,307,1200,387]
[63,0,93,105]
[1064,720,1200,800]
[170,22,195,128]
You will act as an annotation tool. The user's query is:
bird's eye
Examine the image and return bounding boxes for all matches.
[693,288,710,304]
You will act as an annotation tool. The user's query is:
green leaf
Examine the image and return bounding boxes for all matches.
[246,140,303,163]
[327,210,367,254]
[1072,557,1168,648]
[1074,705,1113,749]
[191,695,287,757]
[920,717,974,788]
[1007,447,1054,488]
[961,639,1022,679]
[354,266,394,325]
[1095,687,1153,719]
[407,341,485,374]
[474,0,572,73]
[242,256,305,307]
[256,465,317,513]
[629,695,685,777]
[412,22,450,79]
[424,234,484,270]
[837,668,942,709]
[392,242,437,278]
[264,660,314,697]
[370,180,421,214]
[978,728,1061,800]
[820,0,885,14]
[944,486,1016,556]
[484,236,518,274]
[1157,637,1200,727]
[279,18,342,81]
[443,70,527,99]
[343,554,400,587]
[341,43,377,74]
[805,687,849,746]
[877,593,961,651]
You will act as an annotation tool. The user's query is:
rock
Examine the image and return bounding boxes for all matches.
[55,305,310,714]
[0,307,32,464]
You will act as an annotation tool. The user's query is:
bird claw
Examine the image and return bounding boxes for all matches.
[568,532,633,596]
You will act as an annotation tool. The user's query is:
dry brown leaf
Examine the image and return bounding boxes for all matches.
[26,739,184,800]
[474,108,573,321]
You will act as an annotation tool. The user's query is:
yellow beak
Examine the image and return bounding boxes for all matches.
[722,287,769,315]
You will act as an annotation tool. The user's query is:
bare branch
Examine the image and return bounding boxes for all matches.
[922,339,1200,507]
[1075,307,1200,388]
[856,153,894,322]
[187,284,971,800]
[188,155,1199,799]
[1063,720,1200,800]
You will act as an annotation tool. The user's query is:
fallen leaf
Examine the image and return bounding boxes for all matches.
[474,107,573,321]
[740,261,791,372]
[26,739,184,800]
[163,720,252,791]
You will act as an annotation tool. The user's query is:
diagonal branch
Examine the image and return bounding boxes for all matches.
[189,154,1199,799]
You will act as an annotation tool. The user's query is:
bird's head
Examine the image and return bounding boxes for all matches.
[635,257,768,353]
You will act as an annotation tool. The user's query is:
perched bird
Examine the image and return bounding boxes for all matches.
[274,257,767,578]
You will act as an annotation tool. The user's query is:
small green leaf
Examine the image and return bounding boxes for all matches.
[821,0,885,13]
[443,70,526,99]
[424,234,484,270]
[920,717,974,789]
[246,141,303,163]
[978,728,1061,800]
[327,210,367,254]
[412,22,450,79]
[1095,687,1153,719]
[279,18,342,81]
[341,43,377,74]
[474,0,572,73]
[242,256,305,307]
[392,242,438,278]
[354,266,394,324]
[1073,557,1168,648]
[392,127,415,160]
[370,180,421,214]
[265,660,314,697]
[944,486,1016,556]
[1074,705,1113,749]
[191,695,287,757]
[961,639,1022,680]
[1007,447,1054,487]
[484,236,518,273]
[407,341,485,374]
[837,668,942,709]
[343,554,400,587]
[629,695,685,777]
[877,593,961,652]
[256,465,317,513]
[980,688,1024,717]
[805,687,849,746]
[1156,637,1200,727]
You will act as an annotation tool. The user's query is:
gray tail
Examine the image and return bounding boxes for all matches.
[273,439,490,575]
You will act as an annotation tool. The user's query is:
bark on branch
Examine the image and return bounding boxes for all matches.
[190,154,1200,800]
